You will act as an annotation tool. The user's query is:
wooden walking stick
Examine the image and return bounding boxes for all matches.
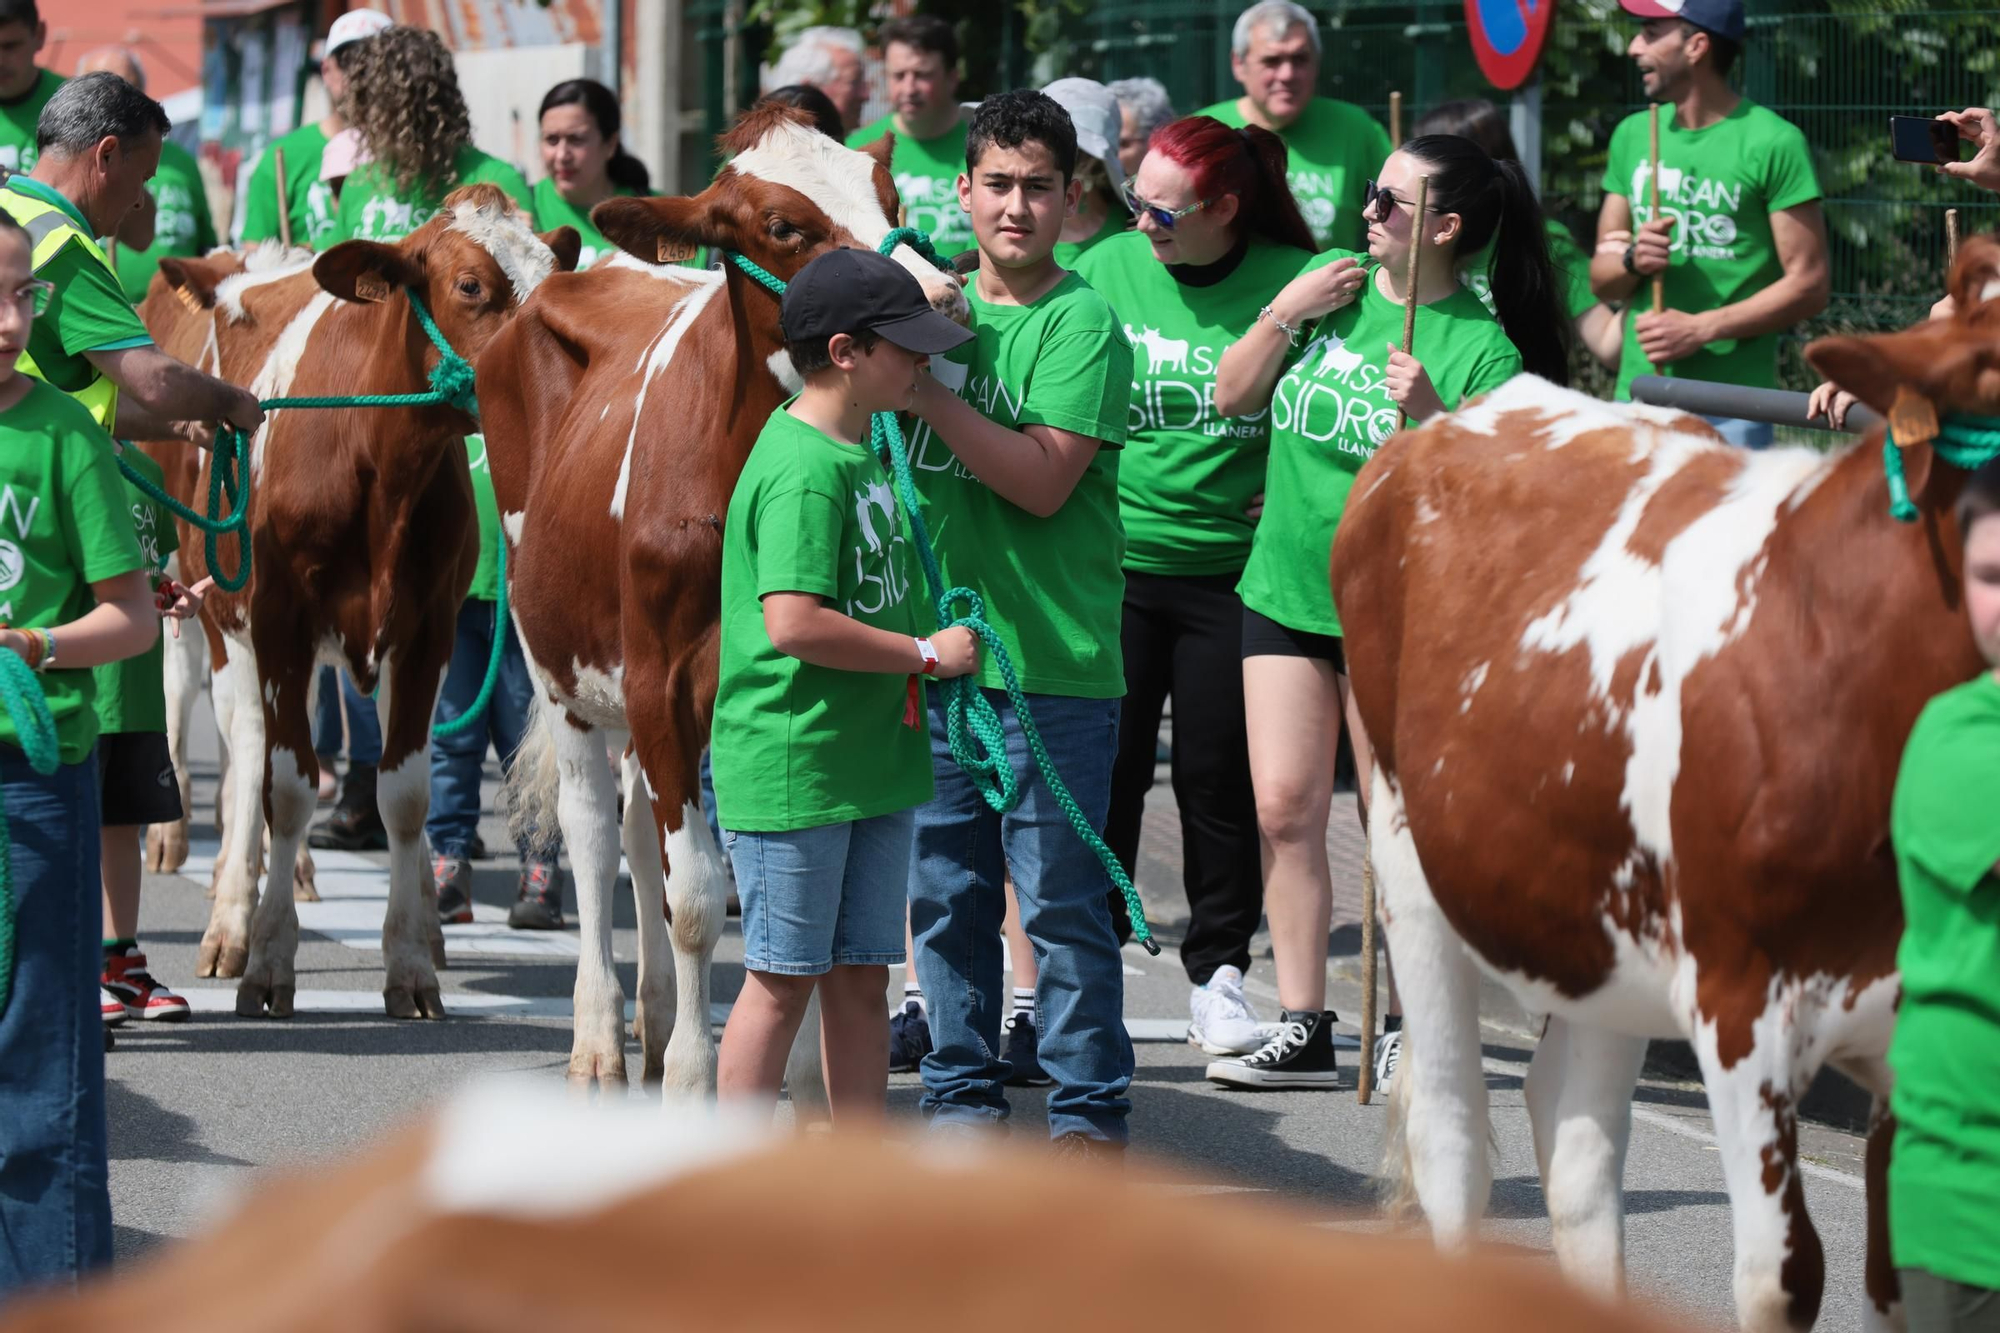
[1948,207,1962,271]
[1389,90,1403,148]
[1648,104,1665,371]
[274,146,293,249]
[1392,174,1430,433]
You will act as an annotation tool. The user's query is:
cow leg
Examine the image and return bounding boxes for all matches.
[237,659,318,1019]
[378,651,448,1020]
[620,743,675,1085]
[1696,1024,1824,1333]
[1369,767,1490,1242]
[547,706,626,1085]
[1525,1016,1647,1292]
[198,646,265,978]
[146,600,205,873]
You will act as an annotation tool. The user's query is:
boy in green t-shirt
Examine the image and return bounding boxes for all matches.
[1887,458,2000,1328]
[712,248,975,1120]
[902,90,1138,1154]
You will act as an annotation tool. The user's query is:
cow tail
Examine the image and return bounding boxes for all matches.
[504,697,563,857]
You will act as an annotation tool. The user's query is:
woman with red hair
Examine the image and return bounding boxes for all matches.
[1074,115,1319,1065]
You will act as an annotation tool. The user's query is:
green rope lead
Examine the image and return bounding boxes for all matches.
[433,532,508,739]
[0,649,59,1021]
[727,232,1159,955]
[1884,412,2000,521]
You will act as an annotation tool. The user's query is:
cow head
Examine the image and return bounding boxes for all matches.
[592,104,969,325]
[313,183,583,369]
[1807,235,2000,517]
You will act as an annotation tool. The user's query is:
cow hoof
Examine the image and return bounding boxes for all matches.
[292,878,320,904]
[145,822,189,873]
[235,980,292,1018]
[568,1052,628,1087]
[269,984,295,1019]
[195,942,217,977]
[430,936,448,970]
[384,986,448,1020]
[217,947,247,979]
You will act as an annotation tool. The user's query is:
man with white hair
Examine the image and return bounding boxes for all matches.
[1195,0,1388,251]
[766,25,869,133]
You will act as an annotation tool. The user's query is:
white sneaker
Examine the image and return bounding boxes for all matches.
[1188,965,1263,1055]
[1373,1027,1403,1089]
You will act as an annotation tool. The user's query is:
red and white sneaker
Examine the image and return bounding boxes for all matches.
[101,947,192,1022]
[100,986,129,1028]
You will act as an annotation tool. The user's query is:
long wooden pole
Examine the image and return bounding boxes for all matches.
[274,146,293,249]
[1947,207,1962,272]
[1648,104,1665,372]
[1392,174,1430,434]
[1389,90,1403,148]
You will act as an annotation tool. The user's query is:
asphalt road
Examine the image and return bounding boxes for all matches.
[102,697,1876,1330]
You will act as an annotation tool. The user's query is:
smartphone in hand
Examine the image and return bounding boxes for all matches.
[1890,115,1961,164]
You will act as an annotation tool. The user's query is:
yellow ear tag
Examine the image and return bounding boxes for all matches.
[1889,385,1939,450]
[171,282,203,314]
[354,271,392,302]
[655,237,698,264]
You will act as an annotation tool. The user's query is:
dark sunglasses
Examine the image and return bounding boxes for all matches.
[1362,179,1410,225]
[1123,187,1215,230]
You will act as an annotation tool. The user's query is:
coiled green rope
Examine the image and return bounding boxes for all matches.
[0,648,59,1020]
[1884,413,2000,521]
[112,286,508,732]
[727,230,1159,954]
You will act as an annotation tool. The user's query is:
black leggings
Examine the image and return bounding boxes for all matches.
[1103,569,1263,986]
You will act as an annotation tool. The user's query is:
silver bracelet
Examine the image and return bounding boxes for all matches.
[1260,304,1303,346]
[40,628,55,671]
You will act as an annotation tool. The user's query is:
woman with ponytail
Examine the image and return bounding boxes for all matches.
[1072,116,1317,1061]
[536,78,652,268]
[1204,133,1555,1091]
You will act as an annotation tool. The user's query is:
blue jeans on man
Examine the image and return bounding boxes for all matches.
[1702,413,1775,451]
[426,597,557,861]
[0,747,111,1295]
[312,665,382,768]
[908,688,1132,1143]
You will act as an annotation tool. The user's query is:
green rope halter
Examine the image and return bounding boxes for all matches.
[0,647,60,1020]
[113,285,507,735]
[726,230,1160,955]
[1884,412,2000,521]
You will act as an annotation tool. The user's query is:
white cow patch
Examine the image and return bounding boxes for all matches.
[215,242,316,323]
[1453,376,1695,451]
[765,350,804,394]
[1982,277,2000,302]
[501,511,525,545]
[612,278,724,522]
[446,196,558,303]
[247,290,339,479]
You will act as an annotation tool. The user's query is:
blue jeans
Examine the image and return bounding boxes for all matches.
[311,667,381,767]
[426,598,555,860]
[909,688,1132,1143]
[0,746,111,1296]
[1702,413,1775,451]
[725,809,913,975]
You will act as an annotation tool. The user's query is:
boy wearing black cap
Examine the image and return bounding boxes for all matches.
[1588,0,1828,449]
[711,247,977,1120]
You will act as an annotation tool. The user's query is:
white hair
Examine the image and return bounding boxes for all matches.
[1108,77,1175,140]
[1231,0,1321,58]
[765,26,865,92]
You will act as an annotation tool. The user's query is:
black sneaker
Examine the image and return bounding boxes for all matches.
[888,1000,931,1073]
[434,854,475,925]
[1002,1012,1052,1087]
[1050,1131,1125,1165]
[508,861,565,930]
[308,764,388,851]
[1204,1008,1343,1090]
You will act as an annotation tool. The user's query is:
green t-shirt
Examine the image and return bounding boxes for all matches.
[91,443,178,736]
[0,70,62,175]
[1197,98,1391,253]
[1601,98,1821,400]
[845,114,975,258]
[1888,672,2000,1290]
[1052,206,1128,270]
[3,178,155,398]
[333,145,534,244]
[1462,217,1597,321]
[711,407,932,831]
[905,271,1133,698]
[0,382,145,763]
[1238,253,1522,637]
[464,433,500,601]
[1075,231,1314,575]
[116,140,219,305]
[531,177,644,270]
[239,122,340,249]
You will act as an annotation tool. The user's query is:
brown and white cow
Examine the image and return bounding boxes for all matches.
[478,104,965,1091]
[152,185,579,1019]
[1335,240,2000,1331]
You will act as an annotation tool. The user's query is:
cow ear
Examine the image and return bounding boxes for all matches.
[863,133,894,172]
[540,226,582,274]
[155,256,223,311]
[593,196,714,266]
[1804,323,1975,419]
[314,240,423,304]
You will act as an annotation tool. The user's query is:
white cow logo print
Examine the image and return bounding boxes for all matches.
[1127,324,1190,375]
[0,539,21,591]
[1629,156,1747,261]
[854,478,896,554]
[846,478,910,616]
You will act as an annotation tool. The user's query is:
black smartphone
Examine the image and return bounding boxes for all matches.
[1890,115,1960,164]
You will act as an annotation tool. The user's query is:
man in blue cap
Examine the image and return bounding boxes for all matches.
[1587,0,1829,448]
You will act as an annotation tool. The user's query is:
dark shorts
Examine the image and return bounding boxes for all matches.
[98,731,183,828]
[1240,606,1346,670]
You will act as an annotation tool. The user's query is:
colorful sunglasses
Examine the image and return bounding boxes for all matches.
[1123,188,1216,230]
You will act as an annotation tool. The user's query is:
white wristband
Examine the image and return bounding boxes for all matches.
[915,637,940,675]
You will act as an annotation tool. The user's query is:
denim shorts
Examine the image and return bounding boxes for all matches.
[725,807,914,976]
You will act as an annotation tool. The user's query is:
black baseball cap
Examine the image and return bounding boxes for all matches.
[780,248,972,355]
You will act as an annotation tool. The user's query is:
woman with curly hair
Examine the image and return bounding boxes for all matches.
[331,24,532,243]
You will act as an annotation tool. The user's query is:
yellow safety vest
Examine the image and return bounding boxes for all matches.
[0,184,122,430]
